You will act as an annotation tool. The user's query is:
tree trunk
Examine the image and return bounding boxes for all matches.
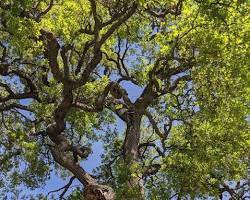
[83,184,115,200]
[123,114,144,199]
[123,114,141,160]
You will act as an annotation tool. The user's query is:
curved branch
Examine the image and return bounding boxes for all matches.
[47,176,75,198]
[144,111,165,139]
[36,0,54,21]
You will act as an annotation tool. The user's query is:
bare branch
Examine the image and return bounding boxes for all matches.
[139,142,164,157]
[47,176,76,199]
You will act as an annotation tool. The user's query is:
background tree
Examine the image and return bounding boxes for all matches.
[0,0,249,199]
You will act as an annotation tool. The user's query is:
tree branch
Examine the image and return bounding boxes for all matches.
[40,29,64,82]
[144,111,165,139]
[36,0,54,21]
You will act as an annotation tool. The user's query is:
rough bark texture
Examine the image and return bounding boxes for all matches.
[123,114,145,199]
[83,184,115,200]
[123,114,142,160]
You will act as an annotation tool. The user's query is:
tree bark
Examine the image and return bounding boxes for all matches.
[123,113,144,199]
[51,139,115,200]
[83,184,115,200]
[123,114,141,160]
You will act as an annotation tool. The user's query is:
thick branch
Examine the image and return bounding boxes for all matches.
[40,29,64,82]
[51,146,97,186]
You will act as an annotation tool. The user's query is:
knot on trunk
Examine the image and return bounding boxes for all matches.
[83,184,115,200]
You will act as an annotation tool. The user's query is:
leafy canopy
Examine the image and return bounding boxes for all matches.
[0,0,249,199]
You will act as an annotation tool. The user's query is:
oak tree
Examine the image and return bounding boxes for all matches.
[0,0,249,199]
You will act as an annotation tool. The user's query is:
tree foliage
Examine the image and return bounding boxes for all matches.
[0,0,249,199]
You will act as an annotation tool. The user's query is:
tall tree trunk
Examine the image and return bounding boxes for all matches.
[123,114,141,160]
[123,113,144,199]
